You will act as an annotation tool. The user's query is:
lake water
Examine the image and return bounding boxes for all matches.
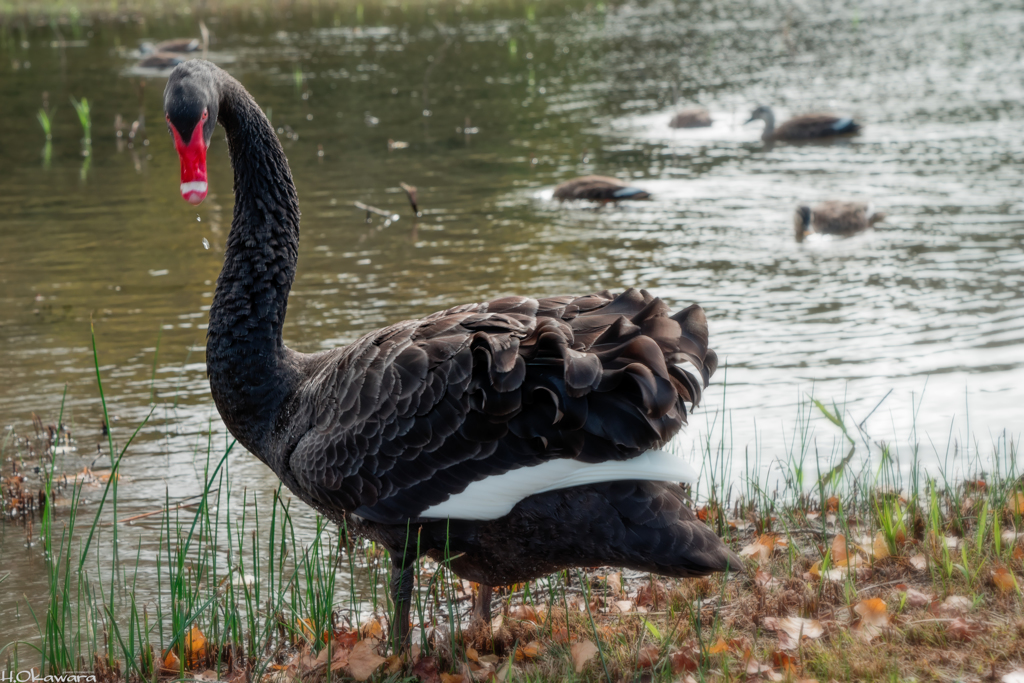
[1,0,1023,644]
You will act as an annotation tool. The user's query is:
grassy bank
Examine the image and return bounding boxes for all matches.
[2,332,1023,683]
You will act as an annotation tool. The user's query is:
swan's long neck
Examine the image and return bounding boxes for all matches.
[207,75,302,455]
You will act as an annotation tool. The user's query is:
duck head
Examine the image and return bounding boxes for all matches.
[794,205,812,243]
[745,105,774,126]
[164,61,220,205]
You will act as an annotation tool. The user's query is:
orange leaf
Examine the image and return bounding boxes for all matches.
[854,598,888,626]
[359,618,383,640]
[184,625,207,668]
[551,628,569,645]
[1007,491,1024,515]
[993,566,1019,593]
[440,674,466,683]
[773,650,799,673]
[161,649,180,672]
[708,636,730,655]
[826,496,840,512]
[515,641,544,661]
[740,534,783,563]
[465,647,480,662]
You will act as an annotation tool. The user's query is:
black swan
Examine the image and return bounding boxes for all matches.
[163,61,741,647]
[745,105,861,142]
[794,201,887,242]
[668,107,712,129]
[552,175,651,202]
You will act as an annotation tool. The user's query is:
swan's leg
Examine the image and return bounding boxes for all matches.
[388,559,416,651]
[472,584,493,623]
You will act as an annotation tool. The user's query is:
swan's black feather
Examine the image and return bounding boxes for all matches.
[287,288,716,525]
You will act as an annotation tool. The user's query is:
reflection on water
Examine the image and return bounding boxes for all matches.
[1,0,1023,643]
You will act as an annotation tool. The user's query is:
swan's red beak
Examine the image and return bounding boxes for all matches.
[170,119,208,205]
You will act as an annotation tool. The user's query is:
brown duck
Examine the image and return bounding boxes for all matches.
[162,61,741,649]
[794,201,886,242]
[553,175,651,202]
[668,107,712,129]
[746,105,861,142]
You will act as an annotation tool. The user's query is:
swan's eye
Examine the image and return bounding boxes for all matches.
[202,110,209,121]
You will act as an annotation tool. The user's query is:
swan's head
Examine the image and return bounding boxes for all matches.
[164,61,220,205]
[745,105,772,125]
[794,205,812,242]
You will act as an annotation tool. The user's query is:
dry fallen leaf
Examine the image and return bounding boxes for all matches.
[347,639,387,681]
[946,617,985,641]
[993,566,1019,593]
[411,655,442,683]
[514,641,544,661]
[670,648,699,674]
[359,618,383,640]
[510,605,539,623]
[755,569,783,590]
[606,572,622,597]
[856,598,889,626]
[570,640,599,673]
[852,598,890,642]
[903,587,935,608]
[440,673,467,683]
[637,645,660,669]
[931,595,972,616]
[872,532,891,560]
[763,616,824,649]
[612,600,634,613]
[740,534,785,563]
[1006,491,1024,515]
[909,554,928,571]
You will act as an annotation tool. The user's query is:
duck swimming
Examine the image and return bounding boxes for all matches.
[795,201,886,242]
[553,175,651,202]
[668,107,712,129]
[746,105,861,142]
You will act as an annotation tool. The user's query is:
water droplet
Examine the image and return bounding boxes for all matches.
[202,238,210,250]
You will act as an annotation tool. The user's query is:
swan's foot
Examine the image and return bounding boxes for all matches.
[471,584,493,624]
[388,561,415,653]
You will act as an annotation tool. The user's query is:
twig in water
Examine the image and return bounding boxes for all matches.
[105,489,219,526]
[399,182,420,217]
[354,201,395,220]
